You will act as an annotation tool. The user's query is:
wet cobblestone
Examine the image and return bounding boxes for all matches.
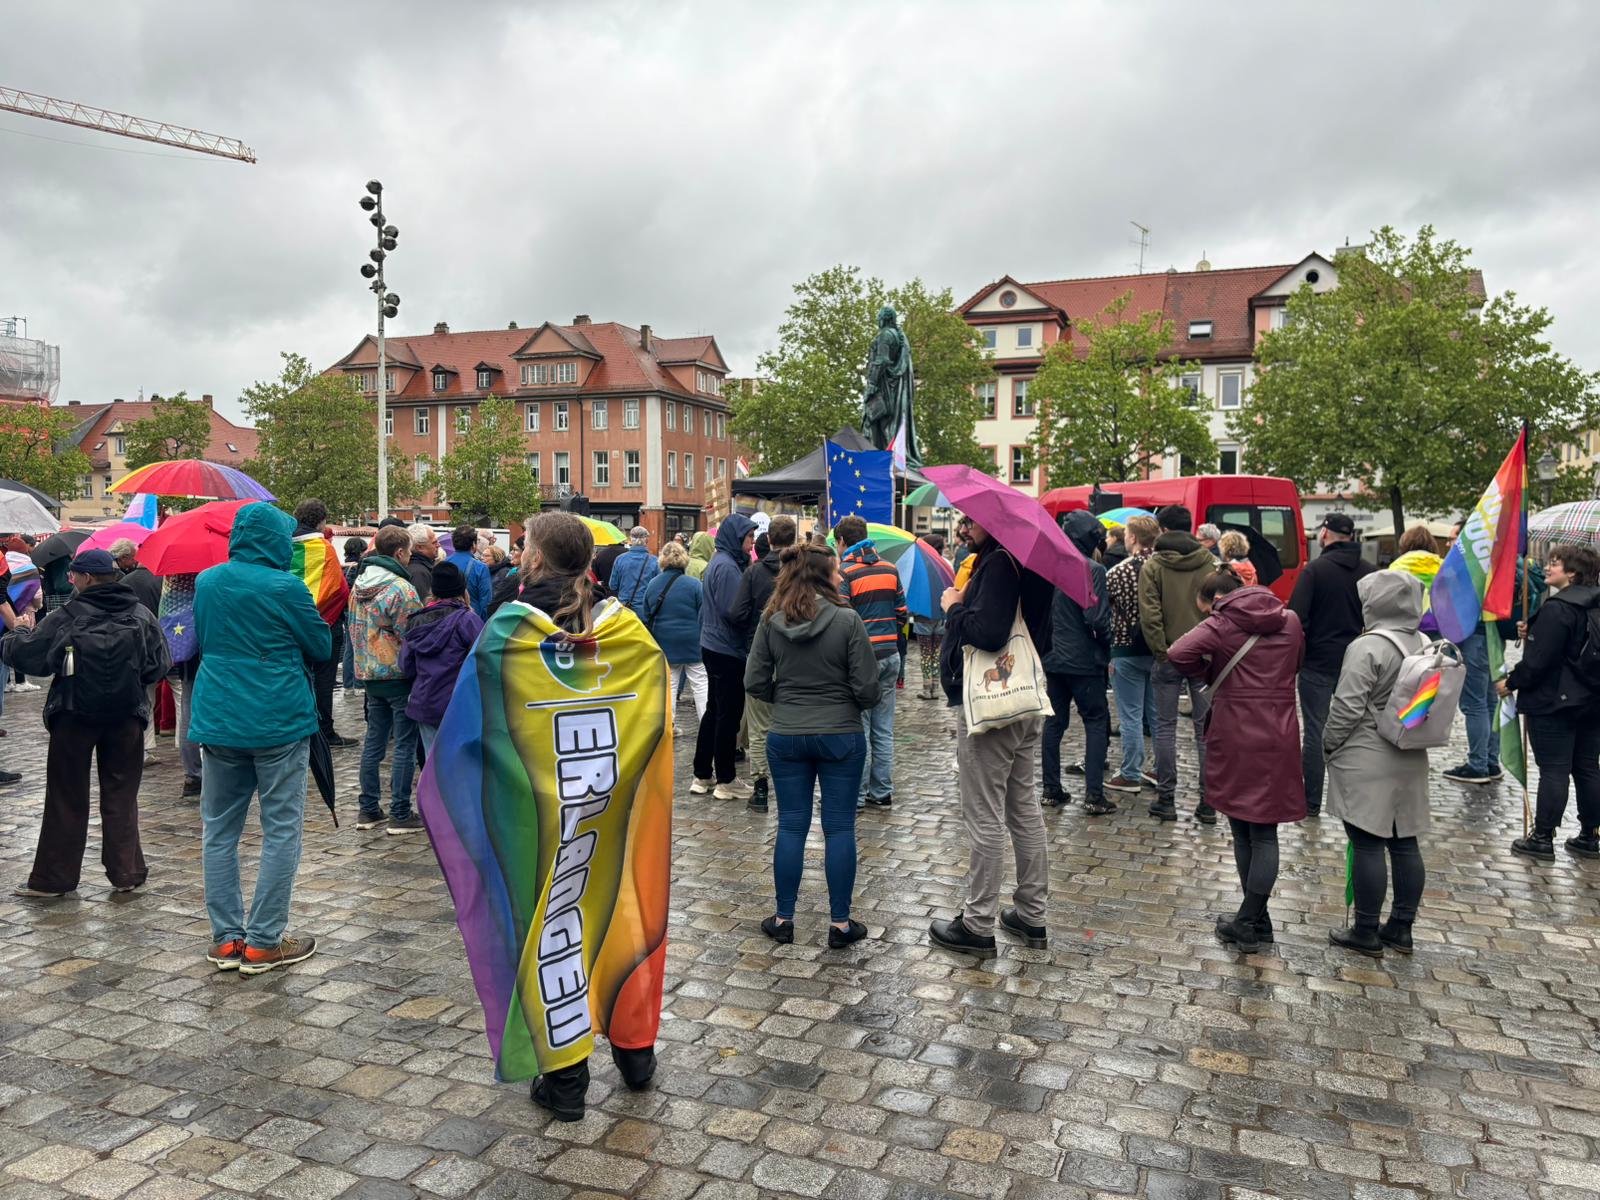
[1,684,1597,1198]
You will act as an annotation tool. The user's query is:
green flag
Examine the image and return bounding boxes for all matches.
[1487,624,1526,788]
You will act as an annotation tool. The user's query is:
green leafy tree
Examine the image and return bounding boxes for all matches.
[1238,225,1600,535]
[0,404,91,506]
[241,351,415,522]
[124,392,211,469]
[731,266,993,470]
[422,395,540,526]
[1025,292,1215,488]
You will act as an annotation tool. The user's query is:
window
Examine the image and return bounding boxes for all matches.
[684,454,694,489]
[526,452,540,483]
[667,451,677,487]
[102,474,113,493]
[384,410,393,437]
[1218,444,1240,475]
[555,362,577,385]
[981,329,997,350]
[1219,372,1243,410]
[521,363,547,386]
[1189,320,1213,339]
[703,409,712,437]
[1010,447,1030,484]
[477,369,493,390]
[999,290,1017,308]
[352,372,369,393]
[705,456,714,486]
[625,450,641,486]
[593,451,609,487]
[1013,380,1033,417]
[414,409,430,435]
[1207,504,1302,569]
[433,371,449,392]
[554,452,570,486]
[113,435,126,456]
[977,381,996,418]
[980,446,997,470]
[386,370,397,393]
[455,406,471,434]
[414,457,429,482]
[524,403,540,432]
[592,399,608,431]
[225,442,238,453]
[666,401,676,431]
[716,413,725,440]
[1178,373,1203,406]
[623,398,639,429]
[1270,306,1291,331]
[718,458,726,482]
[554,401,569,431]
[1016,327,1033,348]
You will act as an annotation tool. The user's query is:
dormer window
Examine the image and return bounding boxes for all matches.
[433,371,449,392]
[1189,320,1213,340]
[225,442,239,453]
[477,369,493,390]
[554,362,577,385]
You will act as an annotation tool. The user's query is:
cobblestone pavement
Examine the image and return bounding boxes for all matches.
[1,682,1598,1200]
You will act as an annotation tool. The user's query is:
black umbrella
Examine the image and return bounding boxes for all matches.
[0,480,60,514]
[31,529,91,569]
[1219,522,1284,588]
[307,729,339,827]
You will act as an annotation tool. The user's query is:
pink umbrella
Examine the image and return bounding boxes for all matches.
[922,464,1094,607]
[81,521,157,553]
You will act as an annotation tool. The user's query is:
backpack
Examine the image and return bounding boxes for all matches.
[64,606,150,720]
[1574,603,1600,690]
[1368,629,1465,750]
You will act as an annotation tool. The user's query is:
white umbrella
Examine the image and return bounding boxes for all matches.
[0,491,60,534]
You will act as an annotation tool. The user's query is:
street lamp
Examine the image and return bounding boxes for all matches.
[1535,449,1557,508]
[359,180,400,520]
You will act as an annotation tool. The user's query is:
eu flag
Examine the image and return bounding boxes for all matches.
[825,440,893,528]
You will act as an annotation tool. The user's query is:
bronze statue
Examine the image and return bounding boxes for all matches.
[861,306,921,468]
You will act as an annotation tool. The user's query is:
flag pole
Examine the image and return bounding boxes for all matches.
[1518,529,1532,838]
[820,437,829,537]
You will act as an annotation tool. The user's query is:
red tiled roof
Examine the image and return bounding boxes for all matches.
[57,400,259,470]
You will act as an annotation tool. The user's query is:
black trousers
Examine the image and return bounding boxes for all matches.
[310,649,338,737]
[1226,817,1280,899]
[1526,707,1600,836]
[1344,821,1425,927]
[30,715,147,892]
[694,649,746,784]
[1041,671,1109,795]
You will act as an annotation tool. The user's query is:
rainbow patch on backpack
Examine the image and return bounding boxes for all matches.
[537,633,611,694]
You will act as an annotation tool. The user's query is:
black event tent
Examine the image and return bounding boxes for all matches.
[734,427,929,503]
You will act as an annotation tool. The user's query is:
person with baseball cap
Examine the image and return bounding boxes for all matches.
[1,548,170,897]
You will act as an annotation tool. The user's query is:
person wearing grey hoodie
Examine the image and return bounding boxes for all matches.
[692,514,756,799]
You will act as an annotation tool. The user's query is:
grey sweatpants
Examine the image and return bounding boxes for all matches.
[957,716,1048,936]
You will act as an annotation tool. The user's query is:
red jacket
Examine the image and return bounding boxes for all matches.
[1168,587,1306,825]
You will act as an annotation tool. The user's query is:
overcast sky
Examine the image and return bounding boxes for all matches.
[3,2,1598,424]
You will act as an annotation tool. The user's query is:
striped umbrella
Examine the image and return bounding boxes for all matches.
[904,482,953,508]
[1095,506,1154,529]
[111,459,275,501]
[1529,500,1600,552]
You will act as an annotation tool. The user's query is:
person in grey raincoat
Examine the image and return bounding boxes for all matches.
[1323,570,1430,958]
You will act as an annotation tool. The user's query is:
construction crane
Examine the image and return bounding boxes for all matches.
[0,86,255,163]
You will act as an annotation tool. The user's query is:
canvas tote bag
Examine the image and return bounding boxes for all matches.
[962,604,1053,734]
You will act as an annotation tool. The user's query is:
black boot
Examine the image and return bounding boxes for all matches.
[1565,829,1600,859]
[928,915,996,956]
[1377,918,1413,955]
[748,776,769,813]
[1149,796,1177,821]
[610,1044,656,1092]
[1512,831,1556,861]
[1329,916,1384,958]
[529,1060,589,1122]
[1041,785,1070,808]
[1216,892,1268,954]
[1194,801,1217,826]
[1255,900,1275,945]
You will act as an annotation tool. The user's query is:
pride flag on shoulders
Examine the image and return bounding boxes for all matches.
[290,533,349,626]
[1430,427,1527,645]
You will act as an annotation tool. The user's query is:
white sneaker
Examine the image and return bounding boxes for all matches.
[16,682,40,693]
[714,780,752,801]
[688,777,714,794]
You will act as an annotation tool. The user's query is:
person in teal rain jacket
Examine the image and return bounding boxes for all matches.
[191,502,331,977]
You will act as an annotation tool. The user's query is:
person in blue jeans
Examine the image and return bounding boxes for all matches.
[1105,516,1162,791]
[744,543,881,948]
[835,515,908,809]
[189,503,330,975]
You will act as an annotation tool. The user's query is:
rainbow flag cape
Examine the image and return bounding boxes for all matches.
[1431,427,1527,644]
[290,533,349,626]
[1395,671,1442,729]
[417,596,672,1083]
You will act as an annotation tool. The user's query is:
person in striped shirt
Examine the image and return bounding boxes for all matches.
[835,516,908,809]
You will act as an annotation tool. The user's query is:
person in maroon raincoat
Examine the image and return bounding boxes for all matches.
[1168,569,1306,955]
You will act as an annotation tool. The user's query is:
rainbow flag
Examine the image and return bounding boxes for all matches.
[1395,671,1442,730]
[1431,427,1527,644]
[417,597,672,1082]
[290,533,349,626]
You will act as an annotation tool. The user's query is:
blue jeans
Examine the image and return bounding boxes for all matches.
[1111,656,1157,779]
[1459,628,1499,774]
[418,722,438,755]
[769,731,866,922]
[201,739,310,949]
[859,652,900,803]
[359,691,418,821]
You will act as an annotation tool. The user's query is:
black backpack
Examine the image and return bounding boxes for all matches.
[1575,602,1600,690]
[65,606,150,720]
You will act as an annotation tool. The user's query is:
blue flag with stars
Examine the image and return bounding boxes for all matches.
[826,440,894,528]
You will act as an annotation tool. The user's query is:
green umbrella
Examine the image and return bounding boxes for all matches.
[904,482,952,508]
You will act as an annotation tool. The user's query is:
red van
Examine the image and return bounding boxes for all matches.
[1041,475,1307,603]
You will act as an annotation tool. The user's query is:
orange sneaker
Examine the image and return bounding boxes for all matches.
[238,934,318,976]
[206,938,245,970]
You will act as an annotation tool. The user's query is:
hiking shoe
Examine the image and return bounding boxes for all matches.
[1195,802,1218,826]
[748,777,769,813]
[386,815,425,835]
[181,776,202,797]
[828,919,869,949]
[1214,916,1261,954]
[1083,794,1117,816]
[1255,914,1275,944]
[761,915,794,945]
[714,780,752,801]
[928,915,996,956]
[12,884,68,898]
[1377,920,1414,955]
[1442,763,1496,785]
[529,1061,589,1122]
[207,938,245,970]
[1148,798,1177,822]
[1511,834,1556,861]
[999,906,1048,949]
[355,811,386,830]
[1328,926,1383,958]
[1104,774,1143,793]
[238,934,317,976]
[688,777,714,795]
[1565,832,1600,859]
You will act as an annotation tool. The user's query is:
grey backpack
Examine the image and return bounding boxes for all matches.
[1368,629,1465,750]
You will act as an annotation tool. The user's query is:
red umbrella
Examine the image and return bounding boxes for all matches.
[922,464,1094,607]
[137,500,265,576]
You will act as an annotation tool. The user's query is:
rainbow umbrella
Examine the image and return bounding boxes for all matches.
[577,515,627,546]
[893,536,956,618]
[111,459,275,502]
[6,551,40,611]
[904,482,953,508]
[1095,506,1153,529]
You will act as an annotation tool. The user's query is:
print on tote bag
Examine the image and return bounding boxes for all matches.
[962,605,1052,734]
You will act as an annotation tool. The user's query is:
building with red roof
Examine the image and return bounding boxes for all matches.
[329,316,735,540]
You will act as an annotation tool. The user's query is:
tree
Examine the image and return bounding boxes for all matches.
[0,403,91,506]
[422,395,540,527]
[1025,292,1215,488]
[242,352,415,522]
[730,266,994,470]
[124,392,212,470]
[1237,225,1600,535]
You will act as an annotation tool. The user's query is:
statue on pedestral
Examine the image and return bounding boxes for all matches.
[861,306,921,468]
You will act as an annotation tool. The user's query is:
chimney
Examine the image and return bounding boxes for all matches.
[639,324,652,351]
[200,393,214,407]
[508,321,519,330]
[433,321,450,335]
[67,399,80,406]
[573,314,591,326]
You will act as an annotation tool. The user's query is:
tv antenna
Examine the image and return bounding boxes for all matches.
[1129,221,1151,274]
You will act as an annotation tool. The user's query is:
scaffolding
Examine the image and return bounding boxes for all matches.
[0,331,61,403]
